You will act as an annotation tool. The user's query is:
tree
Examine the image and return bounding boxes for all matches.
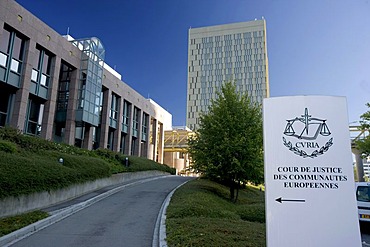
[188,81,263,202]
[356,103,370,156]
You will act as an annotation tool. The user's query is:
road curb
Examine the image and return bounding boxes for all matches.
[0,175,171,247]
[152,179,192,247]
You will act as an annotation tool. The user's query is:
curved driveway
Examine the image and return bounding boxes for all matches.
[10,176,193,247]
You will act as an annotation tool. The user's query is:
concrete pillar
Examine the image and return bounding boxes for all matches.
[10,40,36,131]
[40,57,60,140]
[82,124,94,150]
[99,88,111,149]
[163,151,175,168]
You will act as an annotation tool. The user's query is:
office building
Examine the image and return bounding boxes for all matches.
[186,20,269,130]
[0,0,172,163]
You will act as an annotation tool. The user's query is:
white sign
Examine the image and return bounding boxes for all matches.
[263,96,361,247]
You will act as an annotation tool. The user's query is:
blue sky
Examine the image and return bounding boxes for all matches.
[16,0,370,126]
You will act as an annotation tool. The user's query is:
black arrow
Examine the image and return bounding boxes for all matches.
[275,197,305,203]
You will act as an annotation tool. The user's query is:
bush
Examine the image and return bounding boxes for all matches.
[0,126,93,156]
[237,203,265,223]
[92,149,176,175]
[0,126,22,140]
[0,126,175,198]
[0,151,111,198]
[0,140,17,153]
[126,155,176,174]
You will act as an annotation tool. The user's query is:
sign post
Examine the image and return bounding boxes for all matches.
[263,96,361,247]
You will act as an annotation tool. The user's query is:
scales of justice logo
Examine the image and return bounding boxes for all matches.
[282,108,333,158]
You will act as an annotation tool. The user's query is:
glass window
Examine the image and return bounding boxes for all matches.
[33,49,40,68]
[40,74,48,86]
[133,107,140,130]
[43,53,51,71]
[10,59,20,73]
[31,69,38,81]
[0,29,10,53]
[123,100,131,125]
[28,101,40,122]
[33,47,53,87]
[357,186,370,202]
[12,35,24,60]
[110,93,119,121]
[0,53,7,67]
[56,62,73,112]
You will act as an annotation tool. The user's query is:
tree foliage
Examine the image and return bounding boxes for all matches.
[356,103,370,156]
[188,82,263,202]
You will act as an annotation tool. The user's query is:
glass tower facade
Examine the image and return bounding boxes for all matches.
[73,37,105,127]
[186,20,269,130]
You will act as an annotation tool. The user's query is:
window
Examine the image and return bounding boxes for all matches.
[0,90,11,127]
[110,93,119,120]
[0,29,10,67]
[142,113,149,141]
[10,34,24,73]
[120,133,126,153]
[31,46,53,99]
[357,186,370,202]
[131,138,136,155]
[26,99,44,136]
[0,26,26,85]
[57,63,73,111]
[78,73,86,109]
[107,128,115,150]
[110,93,119,128]
[122,100,131,133]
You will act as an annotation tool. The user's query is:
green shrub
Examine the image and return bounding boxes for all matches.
[0,126,175,199]
[92,149,176,175]
[0,126,93,156]
[0,140,17,153]
[237,203,265,223]
[0,151,111,198]
[0,126,22,141]
[93,148,116,160]
[126,155,176,174]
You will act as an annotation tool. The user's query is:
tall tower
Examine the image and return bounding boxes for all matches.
[186,19,269,130]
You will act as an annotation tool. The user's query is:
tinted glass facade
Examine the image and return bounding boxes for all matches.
[186,20,269,130]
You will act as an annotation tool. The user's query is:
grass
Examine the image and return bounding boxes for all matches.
[0,126,175,199]
[0,211,49,237]
[166,179,266,247]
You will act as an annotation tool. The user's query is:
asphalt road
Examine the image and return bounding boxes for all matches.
[9,176,193,247]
